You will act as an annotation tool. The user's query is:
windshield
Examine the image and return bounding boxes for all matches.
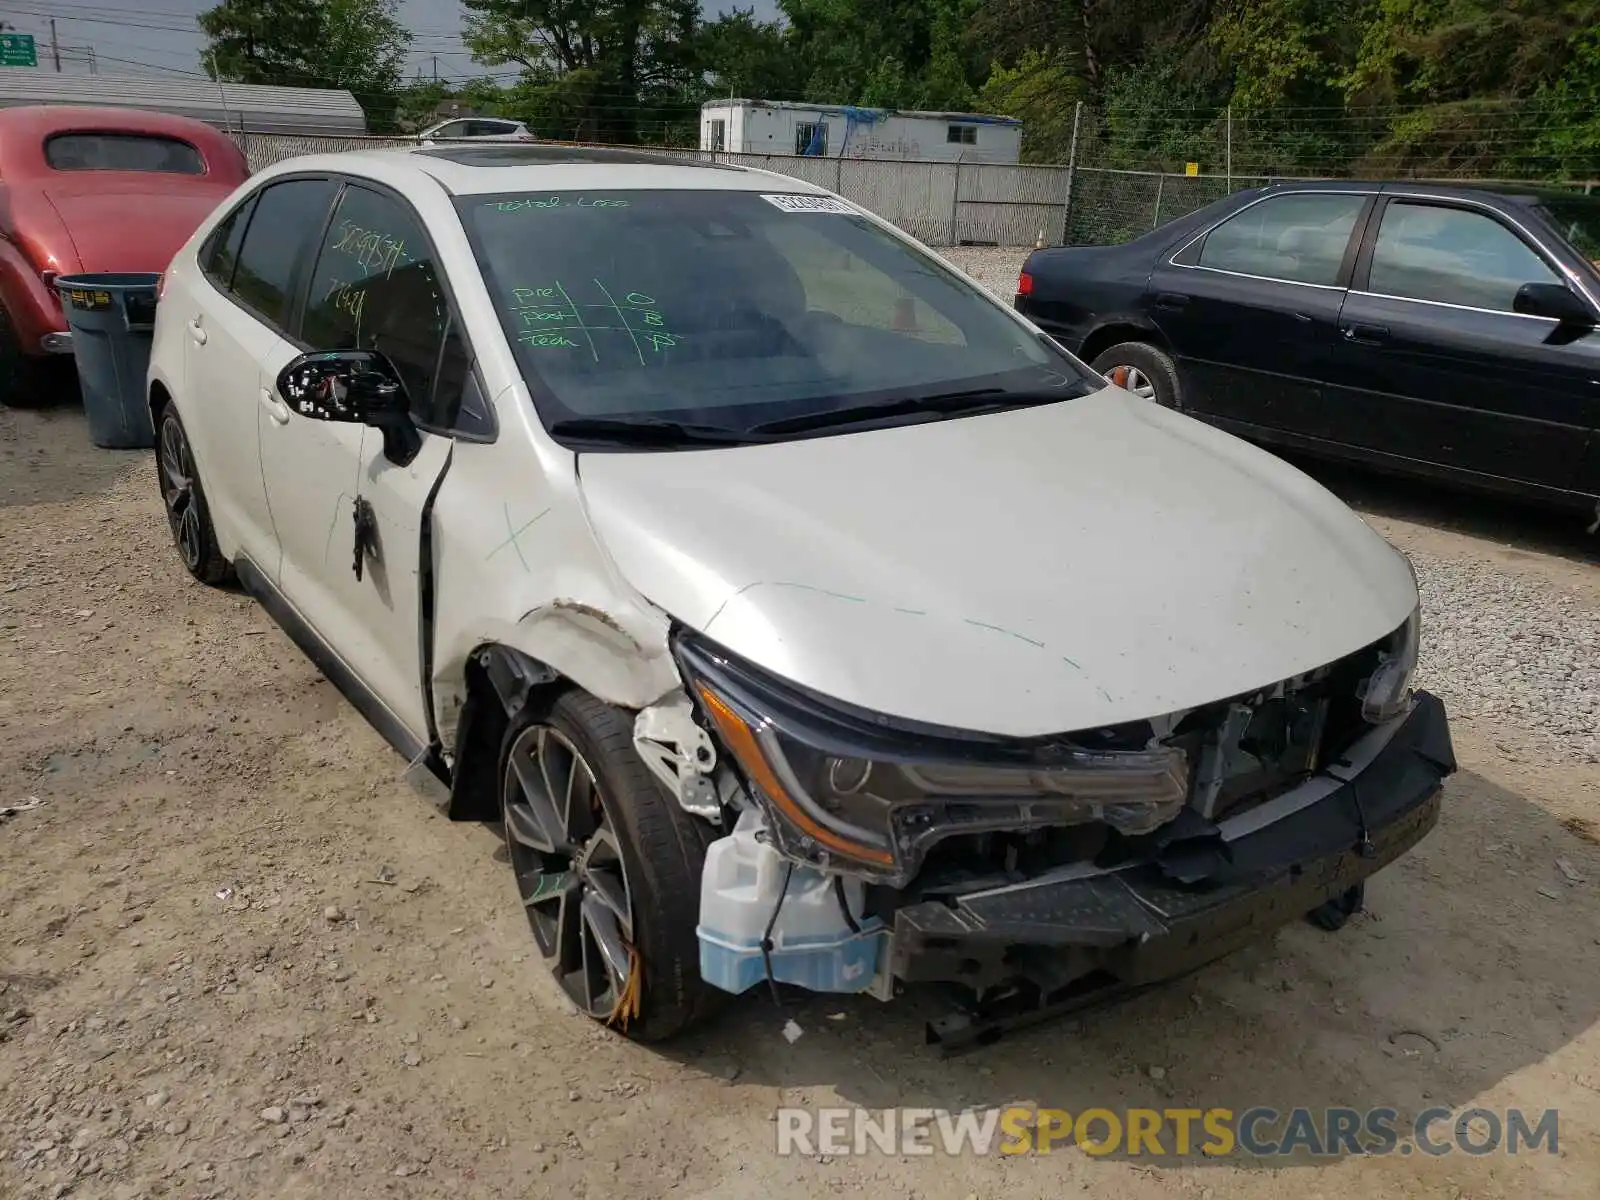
[456,189,1089,441]
[1535,194,1600,265]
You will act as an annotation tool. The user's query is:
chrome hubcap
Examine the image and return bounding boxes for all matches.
[1106,364,1157,401]
[158,417,202,569]
[503,726,638,1022]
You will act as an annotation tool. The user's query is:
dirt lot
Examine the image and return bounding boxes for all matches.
[2,389,1598,1200]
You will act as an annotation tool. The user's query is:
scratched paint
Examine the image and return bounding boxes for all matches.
[486,503,553,572]
[706,579,1113,702]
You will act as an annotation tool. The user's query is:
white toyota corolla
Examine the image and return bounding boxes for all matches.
[147,145,1455,1046]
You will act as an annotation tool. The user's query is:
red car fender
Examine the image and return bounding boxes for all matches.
[0,234,70,352]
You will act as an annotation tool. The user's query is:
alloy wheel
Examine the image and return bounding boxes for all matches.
[503,725,640,1024]
[1106,364,1157,401]
[158,416,203,571]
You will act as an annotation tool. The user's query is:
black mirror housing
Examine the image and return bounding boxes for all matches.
[1512,281,1596,326]
[277,349,406,422]
[276,350,421,466]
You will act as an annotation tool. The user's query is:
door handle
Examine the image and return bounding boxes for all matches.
[1154,292,1190,311]
[258,387,291,426]
[187,318,207,346]
[1342,323,1390,346]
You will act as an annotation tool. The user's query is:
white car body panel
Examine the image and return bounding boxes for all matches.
[147,145,1419,755]
[578,388,1417,737]
[427,381,681,742]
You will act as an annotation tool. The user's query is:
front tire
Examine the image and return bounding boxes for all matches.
[1090,341,1182,409]
[499,689,720,1042]
[155,405,232,586]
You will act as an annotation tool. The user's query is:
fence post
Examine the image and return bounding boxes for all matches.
[835,155,843,195]
[949,159,961,246]
[1152,173,1164,228]
[1061,100,1083,246]
[1225,106,1233,191]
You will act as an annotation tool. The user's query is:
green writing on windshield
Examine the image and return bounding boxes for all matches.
[506,279,681,363]
[491,196,631,213]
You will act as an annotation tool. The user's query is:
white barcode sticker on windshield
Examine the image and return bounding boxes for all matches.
[760,193,858,215]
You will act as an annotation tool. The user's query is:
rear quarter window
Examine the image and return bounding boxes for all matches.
[45,133,205,175]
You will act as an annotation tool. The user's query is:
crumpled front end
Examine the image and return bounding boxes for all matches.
[637,616,1453,1012]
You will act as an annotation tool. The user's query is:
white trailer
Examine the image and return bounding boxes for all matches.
[700,99,1022,164]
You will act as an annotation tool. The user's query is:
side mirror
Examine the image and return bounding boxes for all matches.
[1513,281,1595,326]
[277,350,420,465]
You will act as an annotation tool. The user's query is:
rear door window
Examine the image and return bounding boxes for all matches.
[228,178,339,329]
[1367,202,1561,312]
[46,133,204,174]
[200,195,256,293]
[1198,193,1367,286]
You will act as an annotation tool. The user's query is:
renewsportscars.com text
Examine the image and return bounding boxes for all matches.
[774,1106,1559,1158]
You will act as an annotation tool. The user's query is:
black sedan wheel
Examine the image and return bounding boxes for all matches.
[499,689,720,1041]
[1091,341,1182,410]
[155,406,232,585]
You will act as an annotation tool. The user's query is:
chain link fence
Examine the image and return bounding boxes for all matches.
[230,131,414,171]
[230,125,1582,250]
[1065,168,1295,245]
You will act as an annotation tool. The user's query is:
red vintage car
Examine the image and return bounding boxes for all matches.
[0,105,250,407]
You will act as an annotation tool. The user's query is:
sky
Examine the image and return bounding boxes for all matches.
[0,0,780,82]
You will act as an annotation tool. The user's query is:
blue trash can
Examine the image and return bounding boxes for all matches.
[55,273,162,449]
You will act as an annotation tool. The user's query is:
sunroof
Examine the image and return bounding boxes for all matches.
[415,144,746,170]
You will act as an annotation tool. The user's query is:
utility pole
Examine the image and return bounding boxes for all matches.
[50,18,60,71]
[431,55,438,83]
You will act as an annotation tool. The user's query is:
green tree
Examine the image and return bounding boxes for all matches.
[200,0,409,130]
[698,9,803,100]
[460,0,701,142]
[977,48,1080,161]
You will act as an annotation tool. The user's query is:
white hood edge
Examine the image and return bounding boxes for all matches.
[577,389,1418,738]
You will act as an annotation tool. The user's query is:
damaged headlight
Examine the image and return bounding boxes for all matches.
[676,634,1190,887]
[1358,604,1420,724]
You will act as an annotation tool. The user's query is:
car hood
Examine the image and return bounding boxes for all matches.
[45,182,233,273]
[577,389,1417,737]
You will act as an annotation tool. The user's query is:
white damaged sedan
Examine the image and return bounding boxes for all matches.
[146,144,1455,1044]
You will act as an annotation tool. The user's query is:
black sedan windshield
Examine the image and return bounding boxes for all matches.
[456,189,1089,441]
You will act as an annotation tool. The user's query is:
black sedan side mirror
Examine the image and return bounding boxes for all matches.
[1512,282,1596,327]
[276,350,420,465]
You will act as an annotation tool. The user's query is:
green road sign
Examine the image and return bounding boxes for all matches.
[0,34,37,68]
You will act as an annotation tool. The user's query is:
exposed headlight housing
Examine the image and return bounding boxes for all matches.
[1358,604,1420,724]
[676,634,1190,887]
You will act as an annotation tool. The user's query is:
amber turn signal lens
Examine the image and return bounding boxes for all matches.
[694,682,894,868]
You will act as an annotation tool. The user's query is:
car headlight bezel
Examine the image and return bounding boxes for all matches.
[675,632,1191,886]
[1358,604,1421,724]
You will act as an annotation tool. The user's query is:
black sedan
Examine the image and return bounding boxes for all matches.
[1016,180,1600,520]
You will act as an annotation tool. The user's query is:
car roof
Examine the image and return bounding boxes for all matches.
[265,144,825,198]
[0,103,229,141]
[1260,177,1579,208]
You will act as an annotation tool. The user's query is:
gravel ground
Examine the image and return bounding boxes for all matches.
[0,273,1597,1200]
[943,246,1031,301]
[1414,550,1600,763]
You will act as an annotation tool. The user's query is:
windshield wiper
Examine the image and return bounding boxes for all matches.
[747,386,1074,437]
[547,416,766,447]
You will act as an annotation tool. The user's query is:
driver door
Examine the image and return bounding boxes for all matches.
[1324,198,1600,491]
[258,181,465,743]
